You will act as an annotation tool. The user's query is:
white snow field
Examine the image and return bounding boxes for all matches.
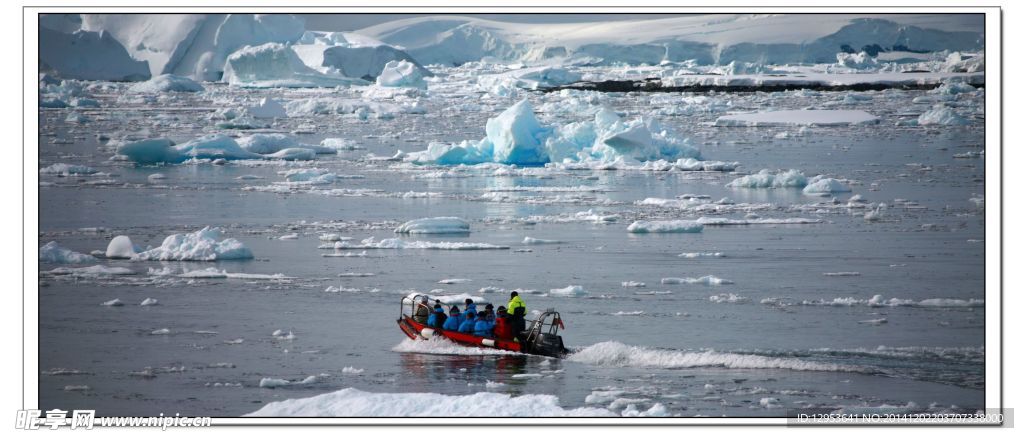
[37,12,986,419]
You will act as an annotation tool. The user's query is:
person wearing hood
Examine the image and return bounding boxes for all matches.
[507,291,527,337]
[458,311,477,333]
[442,306,463,331]
[413,296,430,324]
[427,304,447,328]
[464,298,477,316]
[493,306,512,339]
[474,310,495,337]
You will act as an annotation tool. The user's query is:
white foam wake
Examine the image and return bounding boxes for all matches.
[246,387,614,417]
[391,337,522,356]
[567,341,865,373]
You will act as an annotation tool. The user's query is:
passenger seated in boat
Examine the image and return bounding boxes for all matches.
[413,296,430,324]
[493,306,512,339]
[464,299,477,315]
[458,312,477,333]
[442,306,462,331]
[427,304,447,328]
[474,310,495,337]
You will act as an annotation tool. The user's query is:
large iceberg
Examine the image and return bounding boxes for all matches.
[407,100,703,167]
[39,27,150,81]
[292,31,431,81]
[79,14,306,81]
[222,43,368,88]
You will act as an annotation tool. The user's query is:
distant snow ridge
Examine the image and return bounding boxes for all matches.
[133,227,253,261]
[567,341,866,373]
[359,15,983,66]
[246,387,613,417]
[407,100,705,167]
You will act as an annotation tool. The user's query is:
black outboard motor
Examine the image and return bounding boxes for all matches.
[522,310,568,357]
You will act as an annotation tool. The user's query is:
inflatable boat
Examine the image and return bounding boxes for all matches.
[397,293,568,358]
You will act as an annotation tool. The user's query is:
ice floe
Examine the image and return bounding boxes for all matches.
[376,60,427,89]
[39,241,96,264]
[133,227,253,261]
[627,220,703,233]
[394,217,470,234]
[549,285,589,297]
[715,110,879,127]
[40,163,98,176]
[661,276,733,285]
[334,237,506,250]
[727,169,807,189]
[128,74,204,93]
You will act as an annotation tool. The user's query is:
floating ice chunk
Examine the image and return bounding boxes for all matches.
[438,278,471,284]
[586,390,626,404]
[223,43,367,88]
[336,237,506,250]
[319,138,361,151]
[105,235,137,259]
[133,227,253,261]
[238,134,328,156]
[549,285,588,297]
[151,328,170,335]
[715,110,879,127]
[265,148,317,161]
[246,387,613,417]
[835,51,878,70]
[918,105,969,126]
[727,169,807,189]
[128,74,203,93]
[695,217,822,226]
[259,376,317,388]
[40,163,97,176]
[759,397,783,409]
[39,241,96,264]
[394,217,470,234]
[626,220,703,234]
[140,298,159,306]
[117,135,262,165]
[799,294,984,308]
[281,168,336,185]
[487,99,550,165]
[48,265,133,276]
[621,281,646,288]
[246,97,288,118]
[823,272,861,277]
[522,237,562,245]
[679,252,724,258]
[661,275,733,285]
[376,60,427,89]
[621,403,670,417]
[709,293,748,304]
[802,176,851,194]
[177,268,291,280]
[341,366,364,374]
[101,298,124,307]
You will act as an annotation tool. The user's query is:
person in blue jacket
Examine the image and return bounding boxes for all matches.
[458,312,477,333]
[426,304,446,328]
[474,310,495,337]
[442,306,462,331]
[463,298,477,316]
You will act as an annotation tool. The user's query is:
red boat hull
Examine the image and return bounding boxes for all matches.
[397,316,523,353]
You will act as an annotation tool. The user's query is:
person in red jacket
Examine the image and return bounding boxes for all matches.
[493,306,512,339]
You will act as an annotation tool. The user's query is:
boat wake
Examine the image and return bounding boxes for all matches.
[392,337,523,356]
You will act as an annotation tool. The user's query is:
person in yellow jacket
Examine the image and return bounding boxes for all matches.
[507,291,527,338]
